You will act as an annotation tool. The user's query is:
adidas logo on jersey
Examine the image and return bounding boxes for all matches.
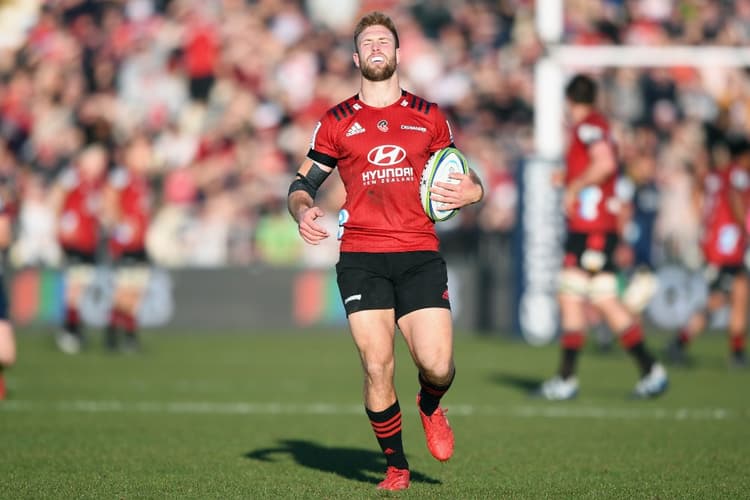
[346,122,366,137]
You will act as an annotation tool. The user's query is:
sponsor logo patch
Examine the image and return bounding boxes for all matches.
[346,122,366,137]
[401,124,426,133]
[367,145,406,166]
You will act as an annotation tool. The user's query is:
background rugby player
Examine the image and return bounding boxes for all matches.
[539,74,668,400]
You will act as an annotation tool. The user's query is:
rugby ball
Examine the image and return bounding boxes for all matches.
[420,147,469,222]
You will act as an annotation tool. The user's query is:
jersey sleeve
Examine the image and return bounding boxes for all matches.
[730,168,750,192]
[615,175,636,202]
[58,167,79,191]
[306,113,340,169]
[576,116,609,148]
[108,166,130,190]
[576,122,606,146]
[429,104,455,152]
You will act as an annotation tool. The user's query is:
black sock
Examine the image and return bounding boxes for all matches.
[559,348,580,379]
[628,342,655,377]
[418,370,454,416]
[105,325,119,349]
[65,320,80,336]
[730,334,746,360]
[366,401,408,470]
[559,331,585,379]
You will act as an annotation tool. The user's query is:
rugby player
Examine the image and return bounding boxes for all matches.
[539,74,668,400]
[101,134,154,353]
[287,11,484,491]
[0,165,17,399]
[665,137,750,367]
[51,144,108,354]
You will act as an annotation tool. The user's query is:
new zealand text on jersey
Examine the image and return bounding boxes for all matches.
[362,166,415,186]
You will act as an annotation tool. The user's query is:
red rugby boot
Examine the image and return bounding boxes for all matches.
[376,466,410,491]
[417,394,454,461]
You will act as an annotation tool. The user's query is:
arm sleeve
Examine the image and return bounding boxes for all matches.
[306,114,339,168]
[430,104,455,152]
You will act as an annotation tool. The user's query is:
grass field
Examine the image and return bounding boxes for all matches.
[1,328,748,499]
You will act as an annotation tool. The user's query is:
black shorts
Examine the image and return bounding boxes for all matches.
[0,279,7,320]
[113,249,150,267]
[189,75,215,102]
[705,264,746,294]
[563,231,619,273]
[335,251,451,320]
[62,248,97,266]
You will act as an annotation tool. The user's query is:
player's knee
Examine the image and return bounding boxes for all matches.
[362,355,395,381]
[589,273,619,304]
[558,269,589,298]
[0,333,16,367]
[0,349,16,367]
[418,360,453,384]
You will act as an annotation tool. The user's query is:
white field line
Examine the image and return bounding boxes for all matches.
[1,400,747,421]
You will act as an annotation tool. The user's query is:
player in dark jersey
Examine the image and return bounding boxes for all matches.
[617,155,660,314]
[50,144,108,354]
[101,135,154,353]
[538,74,668,400]
[0,173,18,399]
[287,12,483,492]
[665,137,750,367]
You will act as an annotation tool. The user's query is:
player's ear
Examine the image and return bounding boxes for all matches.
[395,47,400,65]
[353,51,360,68]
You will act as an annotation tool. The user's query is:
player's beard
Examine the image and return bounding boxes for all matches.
[360,55,397,82]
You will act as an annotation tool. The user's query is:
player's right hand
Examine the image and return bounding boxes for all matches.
[297,206,329,245]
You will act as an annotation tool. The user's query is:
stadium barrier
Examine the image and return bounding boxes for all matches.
[8,262,516,334]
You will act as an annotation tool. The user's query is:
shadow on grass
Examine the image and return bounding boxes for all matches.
[488,371,545,395]
[244,439,440,486]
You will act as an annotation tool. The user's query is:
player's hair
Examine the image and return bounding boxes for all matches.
[353,11,400,50]
[565,74,597,104]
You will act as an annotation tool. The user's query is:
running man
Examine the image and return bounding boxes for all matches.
[287,12,484,491]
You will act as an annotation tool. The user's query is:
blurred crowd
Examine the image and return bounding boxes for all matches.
[0,0,749,271]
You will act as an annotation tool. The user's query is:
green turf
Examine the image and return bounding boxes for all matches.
[1,328,748,499]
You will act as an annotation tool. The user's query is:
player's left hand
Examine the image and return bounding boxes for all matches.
[430,173,482,210]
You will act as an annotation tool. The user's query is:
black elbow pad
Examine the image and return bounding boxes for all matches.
[288,165,332,199]
[288,173,317,198]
